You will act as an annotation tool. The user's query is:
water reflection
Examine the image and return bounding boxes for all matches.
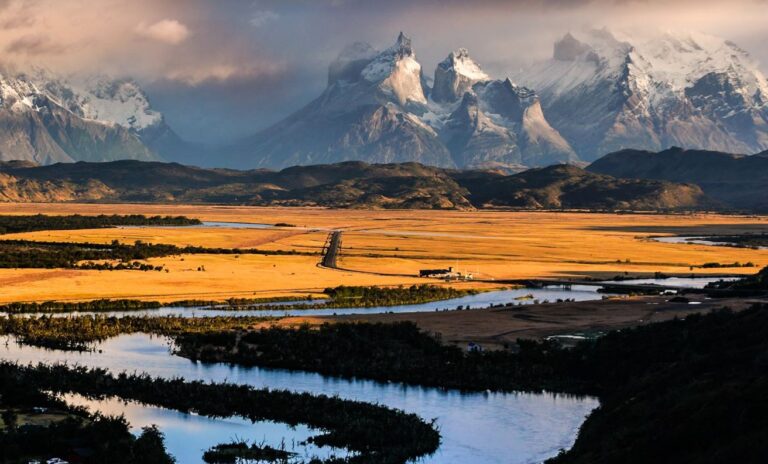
[62,393,345,463]
[603,276,740,289]
[651,235,767,250]
[4,287,610,319]
[1,334,598,464]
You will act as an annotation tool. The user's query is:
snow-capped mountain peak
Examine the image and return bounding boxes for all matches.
[444,48,489,81]
[432,48,490,103]
[361,32,427,106]
[241,33,576,170]
[516,28,768,160]
[20,67,163,132]
[0,65,176,164]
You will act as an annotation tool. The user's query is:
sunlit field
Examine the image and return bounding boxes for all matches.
[1,203,766,303]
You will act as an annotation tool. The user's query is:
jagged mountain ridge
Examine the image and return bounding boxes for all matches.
[234,33,577,170]
[515,29,768,161]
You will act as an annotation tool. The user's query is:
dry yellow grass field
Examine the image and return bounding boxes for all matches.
[0,203,767,303]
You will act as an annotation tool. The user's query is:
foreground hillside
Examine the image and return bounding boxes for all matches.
[588,147,768,211]
[0,160,711,211]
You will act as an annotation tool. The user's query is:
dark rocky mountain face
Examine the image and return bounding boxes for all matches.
[588,147,768,211]
[0,159,714,211]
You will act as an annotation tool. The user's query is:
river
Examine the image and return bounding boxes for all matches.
[1,334,598,464]
[0,275,735,462]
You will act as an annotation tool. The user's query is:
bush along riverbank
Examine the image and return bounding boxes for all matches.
[0,315,276,351]
[0,238,317,270]
[0,295,314,315]
[192,285,479,312]
[0,362,441,464]
[175,305,768,463]
[3,304,766,462]
[0,365,174,463]
[174,321,583,393]
[0,214,201,234]
[0,284,476,314]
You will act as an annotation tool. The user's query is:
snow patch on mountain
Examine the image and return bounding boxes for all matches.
[363,32,427,106]
[239,33,577,170]
[25,68,163,131]
[515,28,768,160]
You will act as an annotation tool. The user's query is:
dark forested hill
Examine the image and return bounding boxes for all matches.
[0,159,714,211]
[588,147,768,211]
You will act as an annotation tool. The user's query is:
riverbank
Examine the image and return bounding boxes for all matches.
[274,293,767,349]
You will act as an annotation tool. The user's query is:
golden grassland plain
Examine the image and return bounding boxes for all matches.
[0,203,767,303]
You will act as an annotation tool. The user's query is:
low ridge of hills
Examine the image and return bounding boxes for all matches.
[0,159,712,211]
[588,147,768,211]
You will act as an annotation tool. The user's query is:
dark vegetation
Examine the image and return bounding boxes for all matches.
[204,285,477,312]
[3,300,767,462]
[175,322,575,393]
[0,238,315,270]
[0,368,174,463]
[547,304,768,464]
[706,265,768,295]
[324,285,474,306]
[588,146,768,212]
[0,295,311,314]
[0,214,200,234]
[699,234,768,248]
[0,315,274,351]
[0,159,721,211]
[0,362,440,464]
[202,442,294,464]
[0,285,473,315]
[176,305,768,464]
[694,261,756,268]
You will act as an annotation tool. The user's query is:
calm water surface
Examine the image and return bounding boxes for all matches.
[1,335,598,464]
[603,276,740,289]
[4,287,610,319]
[651,236,767,250]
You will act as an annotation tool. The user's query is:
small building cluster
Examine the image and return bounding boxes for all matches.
[419,266,473,281]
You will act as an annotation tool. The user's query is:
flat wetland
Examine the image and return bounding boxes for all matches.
[2,204,767,463]
[0,203,766,304]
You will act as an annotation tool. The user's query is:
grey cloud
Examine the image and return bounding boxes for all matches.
[6,34,65,55]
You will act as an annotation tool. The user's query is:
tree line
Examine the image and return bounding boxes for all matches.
[0,315,275,351]
[0,364,174,463]
[175,305,768,464]
[0,214,201,235]
[0,285,473,315]
[1,362,440,464]
[0,238,316,270]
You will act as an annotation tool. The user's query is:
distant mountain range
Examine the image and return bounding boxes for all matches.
[515,29,768,161]
[0,157,711,211]
[0,66,185,165]
[230,34,577,170]
[0,29,767,171]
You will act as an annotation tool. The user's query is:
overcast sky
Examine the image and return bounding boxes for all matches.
[1,0,767,143]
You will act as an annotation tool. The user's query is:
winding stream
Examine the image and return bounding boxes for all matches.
[1,276,737,462]
[2,335,598,464]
